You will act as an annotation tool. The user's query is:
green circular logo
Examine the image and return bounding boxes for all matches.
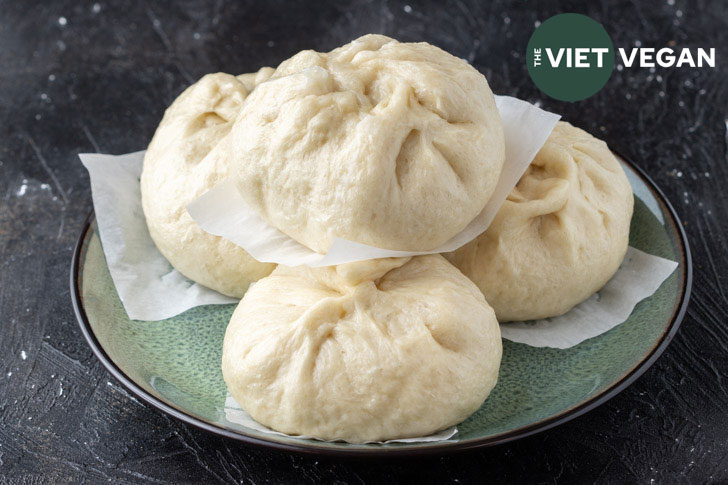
[526,14,614,102]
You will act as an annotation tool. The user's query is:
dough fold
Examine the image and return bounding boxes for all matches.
[445,122,634,322]
[222,254,502,442]
[141,70,276,297]
[231,34,505,253]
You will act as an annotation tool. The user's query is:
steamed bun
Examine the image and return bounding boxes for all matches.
[230,34,505,253]
[222,254,502,442]
[141,70,276,298]
[445,122,634,322]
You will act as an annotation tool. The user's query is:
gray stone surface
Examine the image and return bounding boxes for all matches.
[1,0,726,482]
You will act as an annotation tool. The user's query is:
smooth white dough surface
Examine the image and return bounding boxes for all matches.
[222,254,502,443]
[141,70,276,297]
[230,34,505,253]
[445,122,634,322]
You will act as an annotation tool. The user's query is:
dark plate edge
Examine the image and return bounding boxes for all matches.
[70,153,693,458]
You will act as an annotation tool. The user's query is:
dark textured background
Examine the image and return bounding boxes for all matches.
[1,0,726,482]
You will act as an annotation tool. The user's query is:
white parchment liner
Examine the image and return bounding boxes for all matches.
[80,152,237,321]
[500,246,677,348]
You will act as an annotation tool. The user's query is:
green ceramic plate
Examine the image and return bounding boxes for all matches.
[71,155,691,456]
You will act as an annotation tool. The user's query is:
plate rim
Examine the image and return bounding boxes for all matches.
[70,153,692,457]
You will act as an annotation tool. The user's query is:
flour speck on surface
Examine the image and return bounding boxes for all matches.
[58,16,67,26]
[20,350,27,360]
